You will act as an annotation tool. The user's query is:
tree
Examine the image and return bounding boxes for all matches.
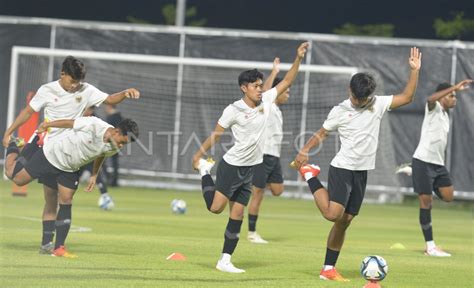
[162,4,207,26]
[434,12,474,40]
[333,23,394,37]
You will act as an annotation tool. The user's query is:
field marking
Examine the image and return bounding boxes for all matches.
[5,215,92,232]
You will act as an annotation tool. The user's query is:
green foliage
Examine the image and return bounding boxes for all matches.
[0,180,472,287]
[161,3,207,26]
[125,16,150,25]
[434,12,474,39]
[334,23,394,37]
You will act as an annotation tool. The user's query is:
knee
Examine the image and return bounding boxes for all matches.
[324,212,343,222]
[442,194,454,202]
[209,206,225,214]
[271,187,284,196]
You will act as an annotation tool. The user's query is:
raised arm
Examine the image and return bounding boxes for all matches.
[427,79,473,110]
[263,57,280,92]
[103,88,140,105]
[37,119,75,133]
[192,124,225,170]
[292,127,330,169]
[2,105,36,147]
[274,42,309,96]
[390,47,422,110]
[85,156,106,192]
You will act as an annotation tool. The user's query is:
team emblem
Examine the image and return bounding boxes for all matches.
[75,95,82,103]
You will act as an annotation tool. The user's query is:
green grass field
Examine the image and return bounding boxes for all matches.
[0,179,472,287]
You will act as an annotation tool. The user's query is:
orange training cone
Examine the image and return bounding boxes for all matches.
[166,252,187,261]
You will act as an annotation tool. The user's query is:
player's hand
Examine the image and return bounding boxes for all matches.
[124,88,140,99]
[454,79,473,91]
[272,57,281,73]
[408,47,422,71]
[37,122,49,134]
[296,42,309,60]
[85,176,97,192]
[292,152,309,169]
[2,133,11,148]
[192,153,201,171]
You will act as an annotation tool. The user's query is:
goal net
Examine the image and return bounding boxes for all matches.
[8,46,401,202]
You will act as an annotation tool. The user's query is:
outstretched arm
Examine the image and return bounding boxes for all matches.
[390,47,422,110]
[427,79,473,110]
[2,105,36,147]
[274,42,309,96]
[263,57,280,92]
[85,156,106,192]
[292,127,329,169]
[37,119,74,133]
[103,88,140,105]
[192,124,225,170]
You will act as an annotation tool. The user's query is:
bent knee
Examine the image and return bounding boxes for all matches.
[209,206,225,214]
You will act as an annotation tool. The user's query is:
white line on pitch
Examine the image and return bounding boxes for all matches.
[5,215,92,232]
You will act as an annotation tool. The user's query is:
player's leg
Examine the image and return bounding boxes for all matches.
[110,154,119,187]
[5,143,40,186]
[51,172,79,258]
[247,160,268,243]
[412,158,451,257]
[320,169,366,282]
[267,157,284,197]
[433,166,454,202]
[39,180,58,254]
[300,164,347,221]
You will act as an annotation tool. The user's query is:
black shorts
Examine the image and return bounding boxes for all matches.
[412,158,452,195]
[20,135,55,188]
[24,148,80,190]
[252,154,284,189]
[215,159,254,206]
[327,165,367,216]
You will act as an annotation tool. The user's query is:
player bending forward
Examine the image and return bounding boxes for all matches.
[192,42,309,273]
[292,47,421,282]
[5,116,139,257]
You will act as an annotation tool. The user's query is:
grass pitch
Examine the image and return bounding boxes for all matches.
[0,180,472,287]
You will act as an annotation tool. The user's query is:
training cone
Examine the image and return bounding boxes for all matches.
[166,252,186,261]
[363,280,382,288]
[390,243,406,250]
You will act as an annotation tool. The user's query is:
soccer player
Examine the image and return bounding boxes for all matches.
[192,42,309,273]
[5,116,139,257]
[292,47,422,282]
[247,58,289,244]
[2,56,140,254]
[411,79,472,257]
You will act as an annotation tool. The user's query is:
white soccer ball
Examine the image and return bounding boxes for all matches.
[98,194,115,210]
[360,255,388,281]
[171,199,187,214]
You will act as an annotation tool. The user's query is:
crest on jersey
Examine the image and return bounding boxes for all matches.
[75,95,82,103]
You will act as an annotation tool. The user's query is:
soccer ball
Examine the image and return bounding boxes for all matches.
[360,255,388,281]
[171,199,187,214]
[98,194,115,210]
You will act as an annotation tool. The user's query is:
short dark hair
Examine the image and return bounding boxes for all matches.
[272,77,283,88]
[238,69,264,86]
[436,82,452,92]
[350,73,377,99]
[117,119,139,142]
[62,56,86,81]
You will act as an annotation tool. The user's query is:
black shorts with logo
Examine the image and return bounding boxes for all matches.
[24,148,80,190]
[327,165,368,216]
[215,159,254,206]
[412,157,452,195]
[252,154,284,189]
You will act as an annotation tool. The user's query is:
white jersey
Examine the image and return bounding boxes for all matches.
[29,81,108,141]
[43,117,119,172]
[262,103,283,158]
[218,87,278,166]
[323,95,393,171]
[413,102,449,166]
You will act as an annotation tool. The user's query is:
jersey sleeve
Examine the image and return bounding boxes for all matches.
[217,105,236,129]
[262,87,278,103]
[73,116,96,132]
[375,95,393,113]
[86,84,109,107]
[28,86,48,112]
[322,106,340,131]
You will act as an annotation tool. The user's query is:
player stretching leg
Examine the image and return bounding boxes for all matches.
[192,42,309,273]
[292,48,421,282]
[5,117,139,258]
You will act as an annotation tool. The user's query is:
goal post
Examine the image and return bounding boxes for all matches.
[7,46,405,202]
